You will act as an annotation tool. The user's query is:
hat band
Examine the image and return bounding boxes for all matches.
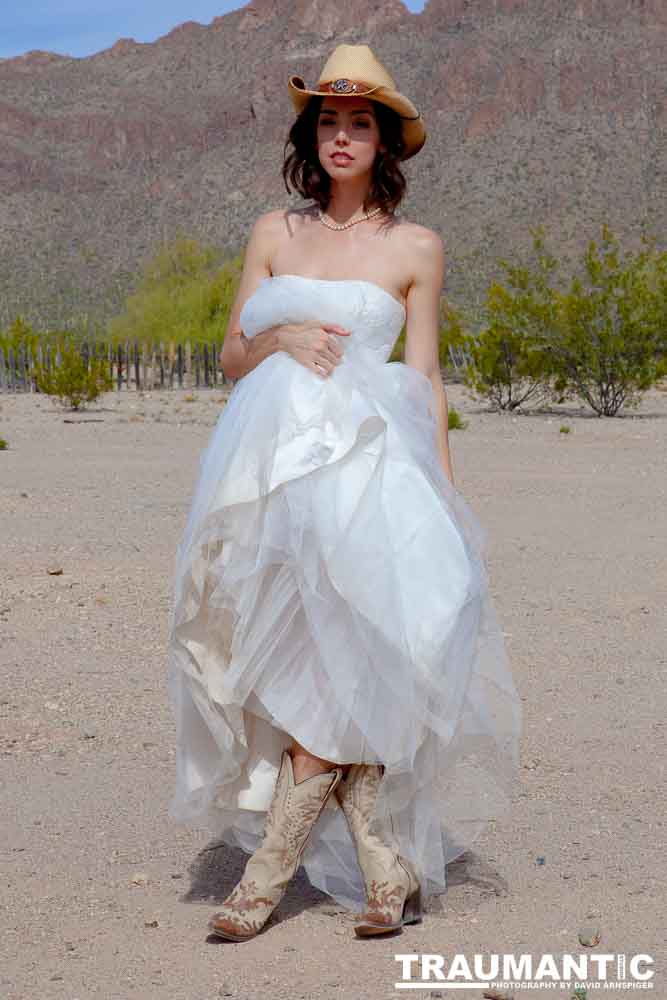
[316,78,421,120]
[319,77,378,96]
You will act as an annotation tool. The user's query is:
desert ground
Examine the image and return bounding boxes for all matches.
[1,380,665,1000]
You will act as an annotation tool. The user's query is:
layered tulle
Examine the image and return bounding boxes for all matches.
[167,275,521,910]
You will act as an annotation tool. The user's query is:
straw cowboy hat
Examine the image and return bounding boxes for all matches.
[287,43,426,160]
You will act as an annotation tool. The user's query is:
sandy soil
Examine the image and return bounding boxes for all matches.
[1,381,665,1000]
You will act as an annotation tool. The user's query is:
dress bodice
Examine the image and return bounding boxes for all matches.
[239,274,406,366]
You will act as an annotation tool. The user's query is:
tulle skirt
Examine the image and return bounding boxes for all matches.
[167,351,522,910]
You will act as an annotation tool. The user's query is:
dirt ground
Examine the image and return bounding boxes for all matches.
[1,380,665,1000]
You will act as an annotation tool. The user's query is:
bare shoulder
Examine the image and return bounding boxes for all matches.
[244,209,289,268]
[393,219,445,290]
[253,205,314,235]
[248,206,313,259]
[397,219,444,258]
[249,208,287,238]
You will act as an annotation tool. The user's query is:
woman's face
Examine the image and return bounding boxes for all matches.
[315,96,384,178]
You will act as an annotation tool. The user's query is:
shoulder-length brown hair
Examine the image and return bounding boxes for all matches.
[282,95,408,216]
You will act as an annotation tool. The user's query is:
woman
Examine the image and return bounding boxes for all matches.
[167,43,521,942]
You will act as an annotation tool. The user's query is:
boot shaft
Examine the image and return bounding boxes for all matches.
[210,750,343,940]
[336,762,420,900]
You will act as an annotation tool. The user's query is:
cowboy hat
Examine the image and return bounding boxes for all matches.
[287,43,426,160]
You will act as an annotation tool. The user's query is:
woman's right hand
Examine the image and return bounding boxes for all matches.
[273,321,351,378]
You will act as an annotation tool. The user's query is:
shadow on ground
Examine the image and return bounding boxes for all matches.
[181,841,502,928]
[182,841,334,928]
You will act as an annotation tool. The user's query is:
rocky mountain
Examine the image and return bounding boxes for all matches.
[0,0,665,326]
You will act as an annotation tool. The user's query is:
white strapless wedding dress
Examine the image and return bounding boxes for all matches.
[167,274,521,911]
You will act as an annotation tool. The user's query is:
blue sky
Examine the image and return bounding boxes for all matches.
[0,1,427,59]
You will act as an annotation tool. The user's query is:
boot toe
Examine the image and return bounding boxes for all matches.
[354,911,403,936]
[209,912,257,941]
[358,908,396,925]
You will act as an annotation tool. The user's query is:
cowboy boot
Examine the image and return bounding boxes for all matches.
[209,749,343,941]
[335,763,423,937]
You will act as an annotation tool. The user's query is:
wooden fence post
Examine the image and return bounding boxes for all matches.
[26,343,34,391]
[18,343,26,391]
[133,340,140,391]
[194,342,200,388]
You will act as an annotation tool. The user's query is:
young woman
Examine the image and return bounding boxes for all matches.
[167,43,521,942]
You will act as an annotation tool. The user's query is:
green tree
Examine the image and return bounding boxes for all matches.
[109,236,243,347]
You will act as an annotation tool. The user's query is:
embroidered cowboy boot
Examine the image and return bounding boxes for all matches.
[336,763,423,937]
[209,749,343,941]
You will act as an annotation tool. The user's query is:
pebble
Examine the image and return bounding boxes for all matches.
[578,922,601,946]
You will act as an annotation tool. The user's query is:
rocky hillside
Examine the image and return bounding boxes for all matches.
[1,0,665,326]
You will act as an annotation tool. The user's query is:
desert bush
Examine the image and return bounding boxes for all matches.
[448,406,468,430]
[460,224,667,416]
[33,340,113,410]
[540,226,667,416]
[0,315,38,354]
[459,228,557,411]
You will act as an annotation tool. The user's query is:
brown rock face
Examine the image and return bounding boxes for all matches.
[0,0,665,325]
[238,0,406,34]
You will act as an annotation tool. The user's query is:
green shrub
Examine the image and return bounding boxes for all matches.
[461,227,558,412]
[0,315,37,354]
[458,224,667,416]
[0,436,7,450]
[33,340,113,410]
[448,406,468,430]
[540,225,667,416]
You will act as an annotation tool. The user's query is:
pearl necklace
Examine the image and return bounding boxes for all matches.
[318,206,383,231]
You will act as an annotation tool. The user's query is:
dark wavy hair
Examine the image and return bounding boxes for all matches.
[282,95,408,216]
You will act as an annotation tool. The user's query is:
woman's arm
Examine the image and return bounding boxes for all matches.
[402,229,455,487]
[220,211,350,381]
[219,212,283,380]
